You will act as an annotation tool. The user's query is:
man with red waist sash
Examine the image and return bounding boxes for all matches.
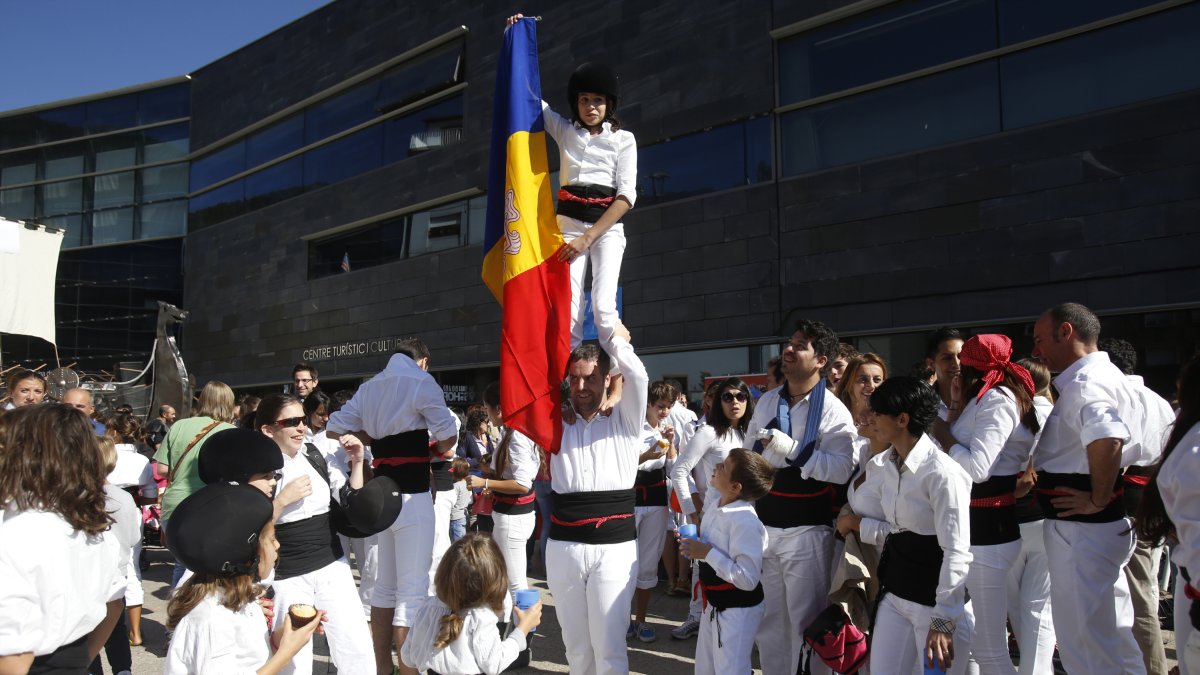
[326,337,459,675]
[1031,303,1158,675]
[743,320,857,675]
[547,321,648,675]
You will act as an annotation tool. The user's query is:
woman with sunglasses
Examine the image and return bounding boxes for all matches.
[256,393,375,675]
[668,377,755,637]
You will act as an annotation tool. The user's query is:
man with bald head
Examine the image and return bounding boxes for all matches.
[62,387,105,436]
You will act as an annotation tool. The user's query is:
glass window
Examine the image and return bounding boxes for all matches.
[42,145,86,180]
[190,140,245,191]
[409,203,464,256]
[138,84,190,124]
[139,200,188,239]
[188,179,245,231]
[36,106,86,144]
[93,134,138,172]
[778,0,995,105]
[142,123,190,164]
[305,81,381,145]
[44,213,85,248]
[1001,4,1200,129]
[40,178,84,216]
[246,115,304,167]
[0,187,35,220]
[94,171,136,209]
[0,155,36,186]
[245,157,304,211]
[637,117,772,205]
[140,163,189,202]
[376,42,463,113]
[781,61,1000,176]
[0,114,39,151]
[309,216,408,279]
[303,125,383,189]
[92,207,135,244]
[383,95,465,162]
[999,0,1162,45]
[86,94,139,135]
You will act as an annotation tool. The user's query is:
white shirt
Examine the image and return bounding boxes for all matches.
[0,507,124,656]
[107,443,157,499]
[947,387,1037,482]
[854,434,973,624]
[541,102,637,207]
[276,449,333,525]
[400,598,528,675]
[104,484,141,555]
[668,402,698,449]
[493,429,541,489]
[326,353,458,443]
[551,336,649,494]
[699,498,769,591]
[742,384,857,484]
[165,593,270,675]
[638,421,668,473]
[1159,421,1200,576]
[671,425,745,515]
[1036,351,1150,473]
[1124,374,1176,467]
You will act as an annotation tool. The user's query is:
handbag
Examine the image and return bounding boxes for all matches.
[799,604,868,675]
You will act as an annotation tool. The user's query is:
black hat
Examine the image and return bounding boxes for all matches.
[334,476,403,537]
[567,62,619,112]
[198,428,283,485]
[167,483,273,577]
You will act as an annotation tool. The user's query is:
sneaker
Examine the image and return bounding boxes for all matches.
[637,623,656,643]
[670,615,700,640]
[626,620,638,639]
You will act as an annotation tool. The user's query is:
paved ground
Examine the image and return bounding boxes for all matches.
[105,545,1179,674]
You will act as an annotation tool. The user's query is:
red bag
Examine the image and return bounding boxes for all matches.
[800,604,868,674]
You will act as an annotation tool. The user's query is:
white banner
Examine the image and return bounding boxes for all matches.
[0,218,63,345]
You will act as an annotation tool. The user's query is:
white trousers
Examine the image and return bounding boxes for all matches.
[429,487,454,593]
[965,540,1020,675]
[634,506,669,589]
[695,602,765,675]
[338,533,377,616]
[492,510,536,593]
[373,491,434,627]
[271,558,375,675]
[1043,518,1144,674]
[870,594,974,675]
[559,215,625,348]
[546,538,638,675]
[1006,520,1054,675]
[125,534,144,606]
[755,525,834,675]
[1177,571,1200,675]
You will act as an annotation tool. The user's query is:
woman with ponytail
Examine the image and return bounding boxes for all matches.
[1137,353,1200,674]
[401,533,541,674]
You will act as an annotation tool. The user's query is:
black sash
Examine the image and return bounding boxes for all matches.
[556,183,616,223]
[633,467,668,507]
[754,465,836,528]
[372,430,432,494]
[1035,472,1125,523]
[29,635,89,675]
[1015,492,1044,524]
[275,513,340,580]
[698,561,763,610]
[878,531,943,607]
[970,474,1020,546]
[430,460,454,492]
[549,489,636,544]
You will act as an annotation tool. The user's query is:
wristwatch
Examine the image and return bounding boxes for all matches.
[929,616,956,635]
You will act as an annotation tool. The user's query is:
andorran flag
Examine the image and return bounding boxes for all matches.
[481,17,570,453]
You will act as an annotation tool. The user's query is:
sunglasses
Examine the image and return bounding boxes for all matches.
[721,391,748,403]
[274,416,307,428]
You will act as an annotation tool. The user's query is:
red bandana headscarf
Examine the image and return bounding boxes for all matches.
[958,334,1035,401]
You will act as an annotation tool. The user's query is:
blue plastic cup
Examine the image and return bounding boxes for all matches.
[514,588,540,633]
[678,523,698,540]
[924,661,946,674]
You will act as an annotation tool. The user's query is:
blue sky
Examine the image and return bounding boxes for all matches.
[0,1,332,113]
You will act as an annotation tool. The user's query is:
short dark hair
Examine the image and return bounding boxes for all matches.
[726,448,776,502]
[836,343,859,361]
[5,369,45,392]
[567,342,610,376]
[158,404,173,416]
[465,409,490,434]
[767,356,783,382]
[303,390,332,417]
[451,457,471,480]
[482,382,501,408]
[1098,337,1137,375]
[794,319,839,369]
[1045,302,1101,346]
[331,389,355,412]
[395,337,431,363]
[648,381,678,405]
[925,327,965,359]
[909,360,935,381]
[869,376,941,438]
[293,363,318,380]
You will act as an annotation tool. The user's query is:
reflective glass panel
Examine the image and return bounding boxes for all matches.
[45,213,85,248]
[1001,4,1200,129]
[139,200,188,239]
[0,114,38,151]
[86,94,139,135]
[309,215,407,279]
[190,140,245,191]
[42,145,86,180]
[94,139,137,173]
[142,123,190,164]
[94,171,136,209]
[409,202,464,256]
[36,106,87,143]
[0,155,36,186]
[778,0,995,105]
[382,95,465,162]
[302,125,383,189]
[245,157,304,211]
[999,0,1162,44]
[376,42,463,113]
[466,195,487,246]
[0,187,35,220]
[92,207,135,244]
[140,163,189,202]
[305,80,381,145]
[188,179,245,230]
[40,179,84,215]
[246,115,304,167]
[138,84,190,124]
[781,61,1000,176]
[637,117,772,205]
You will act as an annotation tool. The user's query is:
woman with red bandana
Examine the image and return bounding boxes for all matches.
[931,335,1044,674]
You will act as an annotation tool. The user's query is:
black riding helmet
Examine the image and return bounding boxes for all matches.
[567,62,619,126]
[198,427,283,486]
[168,482,274,578]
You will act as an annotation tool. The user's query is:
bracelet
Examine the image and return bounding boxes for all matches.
[929,616,955,634]
[485,478,489,490]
